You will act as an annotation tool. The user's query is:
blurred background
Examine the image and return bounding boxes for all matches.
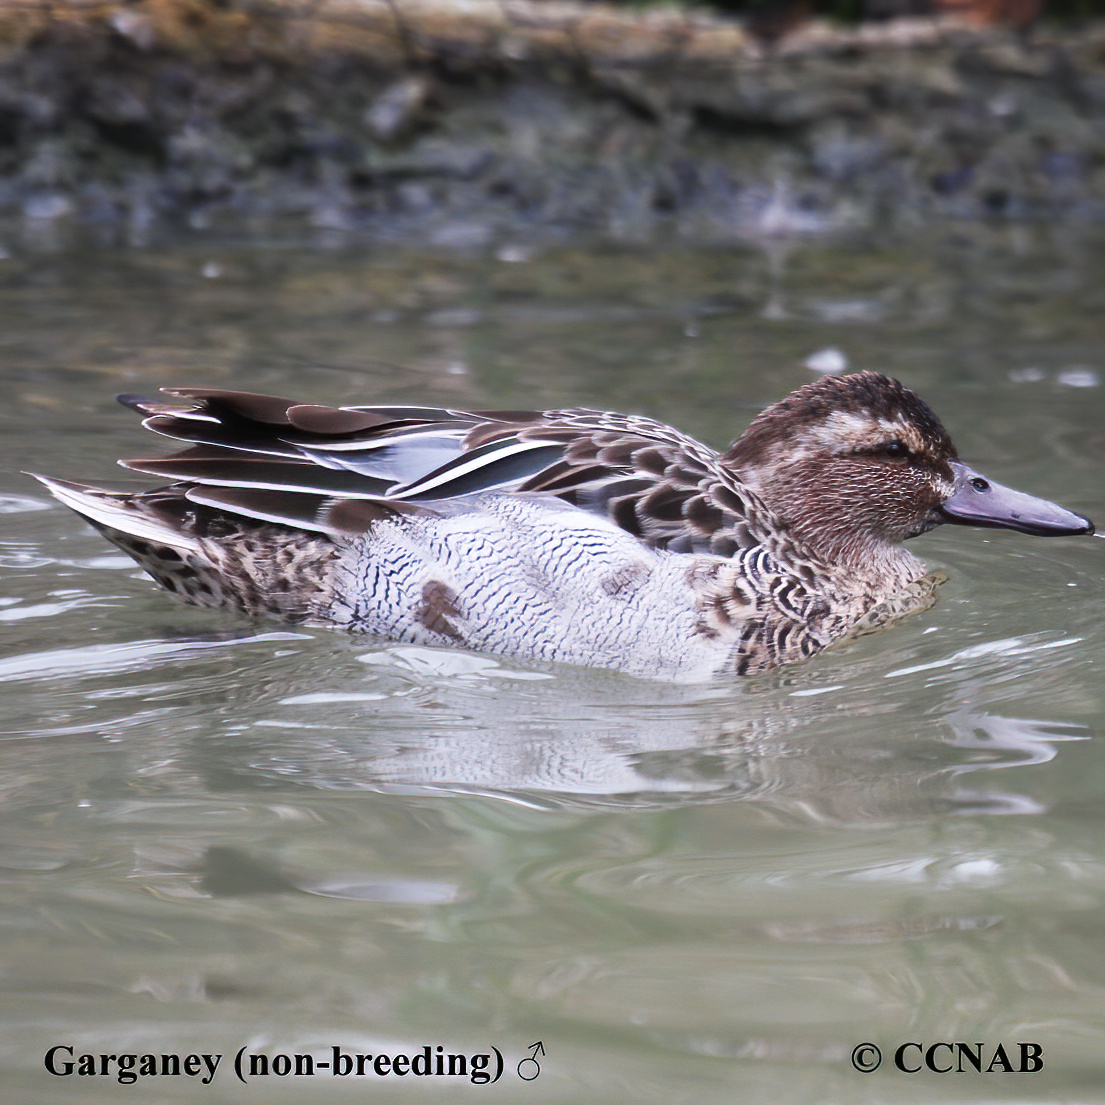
[3,0,1105,245]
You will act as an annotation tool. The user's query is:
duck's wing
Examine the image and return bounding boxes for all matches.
[451,408,770,556]
[116,389,770,553]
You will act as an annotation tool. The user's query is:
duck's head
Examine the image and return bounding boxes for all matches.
[725,371,1094,577]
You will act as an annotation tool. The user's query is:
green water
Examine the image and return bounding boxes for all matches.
[1,221,1103,1103]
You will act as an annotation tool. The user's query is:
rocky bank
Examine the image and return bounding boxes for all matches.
[3,0,1105,244]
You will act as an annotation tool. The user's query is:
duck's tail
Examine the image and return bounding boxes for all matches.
[30,474,328,622]
[31,475,201,555]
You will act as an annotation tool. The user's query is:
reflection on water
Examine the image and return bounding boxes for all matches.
[1,224,1105,1103]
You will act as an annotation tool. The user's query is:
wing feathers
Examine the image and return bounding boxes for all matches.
[183,486,416,535]
[121,448,394,498]
[79,391,773,555]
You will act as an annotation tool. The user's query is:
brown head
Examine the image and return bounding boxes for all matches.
[725,372,1093,578]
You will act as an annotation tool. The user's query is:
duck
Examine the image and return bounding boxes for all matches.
[34,372,1094,681]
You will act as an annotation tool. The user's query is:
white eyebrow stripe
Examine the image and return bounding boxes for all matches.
[805,411,918,452]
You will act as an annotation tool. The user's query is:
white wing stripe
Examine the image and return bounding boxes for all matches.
[388,439,558,499]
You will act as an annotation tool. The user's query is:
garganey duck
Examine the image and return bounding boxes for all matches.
[35,372,1094,680]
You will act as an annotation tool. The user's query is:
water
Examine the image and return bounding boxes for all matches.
[1,220,1104,1103]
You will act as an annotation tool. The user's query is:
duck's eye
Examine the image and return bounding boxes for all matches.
[877,440,910,460]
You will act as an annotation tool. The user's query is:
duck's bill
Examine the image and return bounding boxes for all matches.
[940,461,1094,537]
